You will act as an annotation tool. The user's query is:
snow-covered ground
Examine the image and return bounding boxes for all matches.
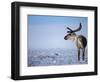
[28,48,88,67]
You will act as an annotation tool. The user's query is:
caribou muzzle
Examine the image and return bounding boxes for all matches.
[64,35,68,40]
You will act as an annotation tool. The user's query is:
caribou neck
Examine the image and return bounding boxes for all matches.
[70,35,78,42]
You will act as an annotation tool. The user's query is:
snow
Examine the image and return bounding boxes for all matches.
[28,48,88,67]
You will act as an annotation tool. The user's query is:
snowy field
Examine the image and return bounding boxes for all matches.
[28,48,88,67]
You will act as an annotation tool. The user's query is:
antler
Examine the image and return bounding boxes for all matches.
[66,23,82,33]
[67,27,73,33]
[72,23,82,32]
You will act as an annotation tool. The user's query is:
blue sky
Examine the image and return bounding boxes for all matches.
[28,15,88,49]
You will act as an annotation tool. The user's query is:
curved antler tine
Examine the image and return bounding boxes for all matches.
[67,27,72,31]
[79,22,82,27]
[67,31,73,33]
[67,27,73,33]
[72,22,82,32]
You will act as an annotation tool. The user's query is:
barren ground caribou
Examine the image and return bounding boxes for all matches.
[64,23,87,61]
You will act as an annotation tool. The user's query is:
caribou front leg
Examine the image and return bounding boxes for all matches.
[78,49,80,61]
[82,48,85,61]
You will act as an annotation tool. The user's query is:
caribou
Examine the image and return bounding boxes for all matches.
[64,23,87,61]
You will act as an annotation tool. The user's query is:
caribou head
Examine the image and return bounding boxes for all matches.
[64,23,82,40]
